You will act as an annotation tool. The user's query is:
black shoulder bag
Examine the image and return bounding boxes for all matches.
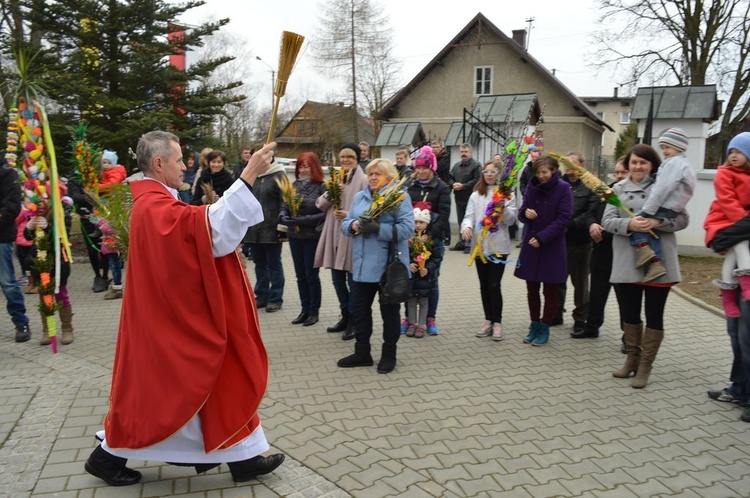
[379,224,411,304]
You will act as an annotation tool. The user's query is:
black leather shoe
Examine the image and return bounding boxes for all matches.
[228,453,285,482]
[342,326,356,341]
[15,323,30,343]
[550,316,564,326]
[326,314,347,332]
[571,329,599,339]
[85,445,142,486]
[303,315,319,326]
[291,312,308,324]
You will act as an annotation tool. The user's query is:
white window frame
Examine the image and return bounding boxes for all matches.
[620,111,631,124]
[474,66,493,96]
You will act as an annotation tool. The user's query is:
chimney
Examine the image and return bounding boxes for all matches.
[614,87,619,98]
[512,29,527,50]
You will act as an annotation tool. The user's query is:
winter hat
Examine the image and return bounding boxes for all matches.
[658,128,689,152]
[413,145,437,171]
[727,132,750,161]
[339,143,361,160]
[102,150,118,166]
[413,207,431,224]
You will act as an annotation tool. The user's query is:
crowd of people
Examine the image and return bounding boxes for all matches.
[4,128,750,489]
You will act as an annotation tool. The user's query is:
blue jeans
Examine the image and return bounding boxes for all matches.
[0,243,28,327]
[629,207,677,259]
[732,299,750,402]
[249,243,285,305]
[108,254,122,286]
[427,240,444,319]
[331,268,353,313]
[289,238,321,315]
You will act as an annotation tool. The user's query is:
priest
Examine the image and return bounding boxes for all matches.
[84,131,284,486]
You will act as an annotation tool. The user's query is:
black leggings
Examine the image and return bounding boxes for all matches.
[614,284,670,330]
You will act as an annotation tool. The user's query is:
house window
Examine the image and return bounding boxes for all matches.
[620,111,631,124]
[298,121,306,134]
[310,121,317,134]
[475,66,492,95]
[596,112,605,120]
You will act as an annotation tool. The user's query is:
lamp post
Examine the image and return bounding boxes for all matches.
[256,56,275,110]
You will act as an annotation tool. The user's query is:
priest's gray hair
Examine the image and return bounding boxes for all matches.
[137,131,180,174]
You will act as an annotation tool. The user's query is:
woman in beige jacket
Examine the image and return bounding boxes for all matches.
[314,143,368,338]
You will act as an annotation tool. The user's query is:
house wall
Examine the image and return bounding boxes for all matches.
[388,29,604,165]
[583,99,633,165]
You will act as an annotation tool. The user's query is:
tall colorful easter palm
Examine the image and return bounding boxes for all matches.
[5,48,72,353]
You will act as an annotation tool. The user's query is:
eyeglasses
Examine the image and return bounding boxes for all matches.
[483,170,499,175]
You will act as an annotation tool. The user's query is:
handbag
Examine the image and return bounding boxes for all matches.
[379,225,411,304]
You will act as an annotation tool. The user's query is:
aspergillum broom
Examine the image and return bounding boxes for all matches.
[266,31,305,144]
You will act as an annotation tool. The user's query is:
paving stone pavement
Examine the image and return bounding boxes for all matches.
[2,245,750,497]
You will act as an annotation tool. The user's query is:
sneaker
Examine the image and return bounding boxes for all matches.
[413,325,425,339]
[491,323,504,341]
[15,323,31,343]
[17,275,28,286]
[426,318,439,336]
[707,388,748,406]
[400,318,409,334]
[405,323,416,337]
[475,320,492,337]
[103,288,123,300]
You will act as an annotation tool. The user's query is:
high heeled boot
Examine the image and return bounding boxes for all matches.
[631,327,663,389]
[613,322,642,378]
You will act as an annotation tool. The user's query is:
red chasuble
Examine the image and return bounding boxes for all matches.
[104,180,268,453]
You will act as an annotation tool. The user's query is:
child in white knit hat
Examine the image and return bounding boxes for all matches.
[631,127,696,282]
[404,204,443,339]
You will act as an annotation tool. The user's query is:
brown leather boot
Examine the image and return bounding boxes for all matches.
[60,306,74,345]
[613,322,642,378]
[39,312,50,346]
[632,327,664,389]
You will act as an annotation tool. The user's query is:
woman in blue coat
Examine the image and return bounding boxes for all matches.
[337,159,414,373]
[514,156,573,346]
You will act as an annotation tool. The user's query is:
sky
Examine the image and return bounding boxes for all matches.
[178,0,623,109]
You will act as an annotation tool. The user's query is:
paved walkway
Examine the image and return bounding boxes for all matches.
[2,245,750,497]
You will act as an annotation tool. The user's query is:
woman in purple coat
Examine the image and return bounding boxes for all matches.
[514,156,573,346]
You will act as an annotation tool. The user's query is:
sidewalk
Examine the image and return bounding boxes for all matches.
[2,246,750,497]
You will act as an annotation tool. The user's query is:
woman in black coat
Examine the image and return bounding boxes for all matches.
[190,150,234,205]
[279,152,326,326]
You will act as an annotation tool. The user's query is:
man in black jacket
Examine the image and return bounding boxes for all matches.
[557,152,598,333]
[432,140,453,244]
[449,143,481,252]
[0,158,31,342]
[578,158,629,339]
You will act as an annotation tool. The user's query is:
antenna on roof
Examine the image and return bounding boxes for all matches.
[525,17,535,50]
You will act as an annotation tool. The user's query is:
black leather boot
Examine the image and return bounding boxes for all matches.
[337,343,374,367]
[326,311,348,332]
[228,453,285,482]
[84,445,142,486]
[377,343,397,373]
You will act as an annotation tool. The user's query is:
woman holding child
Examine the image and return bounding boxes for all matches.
[602,144,689,389]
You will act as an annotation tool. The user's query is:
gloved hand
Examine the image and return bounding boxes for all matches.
[279,215,296,227]
[358,217,380,235]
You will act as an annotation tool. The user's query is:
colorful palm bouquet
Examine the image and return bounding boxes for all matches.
[276,174,302,231]
[362,175,409,220]
[408,233,433,269]
[6,72,71,352]
[70,122,101,194]
[549,152,658,239]
[323,166,344,210]
[468,137,534,265]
